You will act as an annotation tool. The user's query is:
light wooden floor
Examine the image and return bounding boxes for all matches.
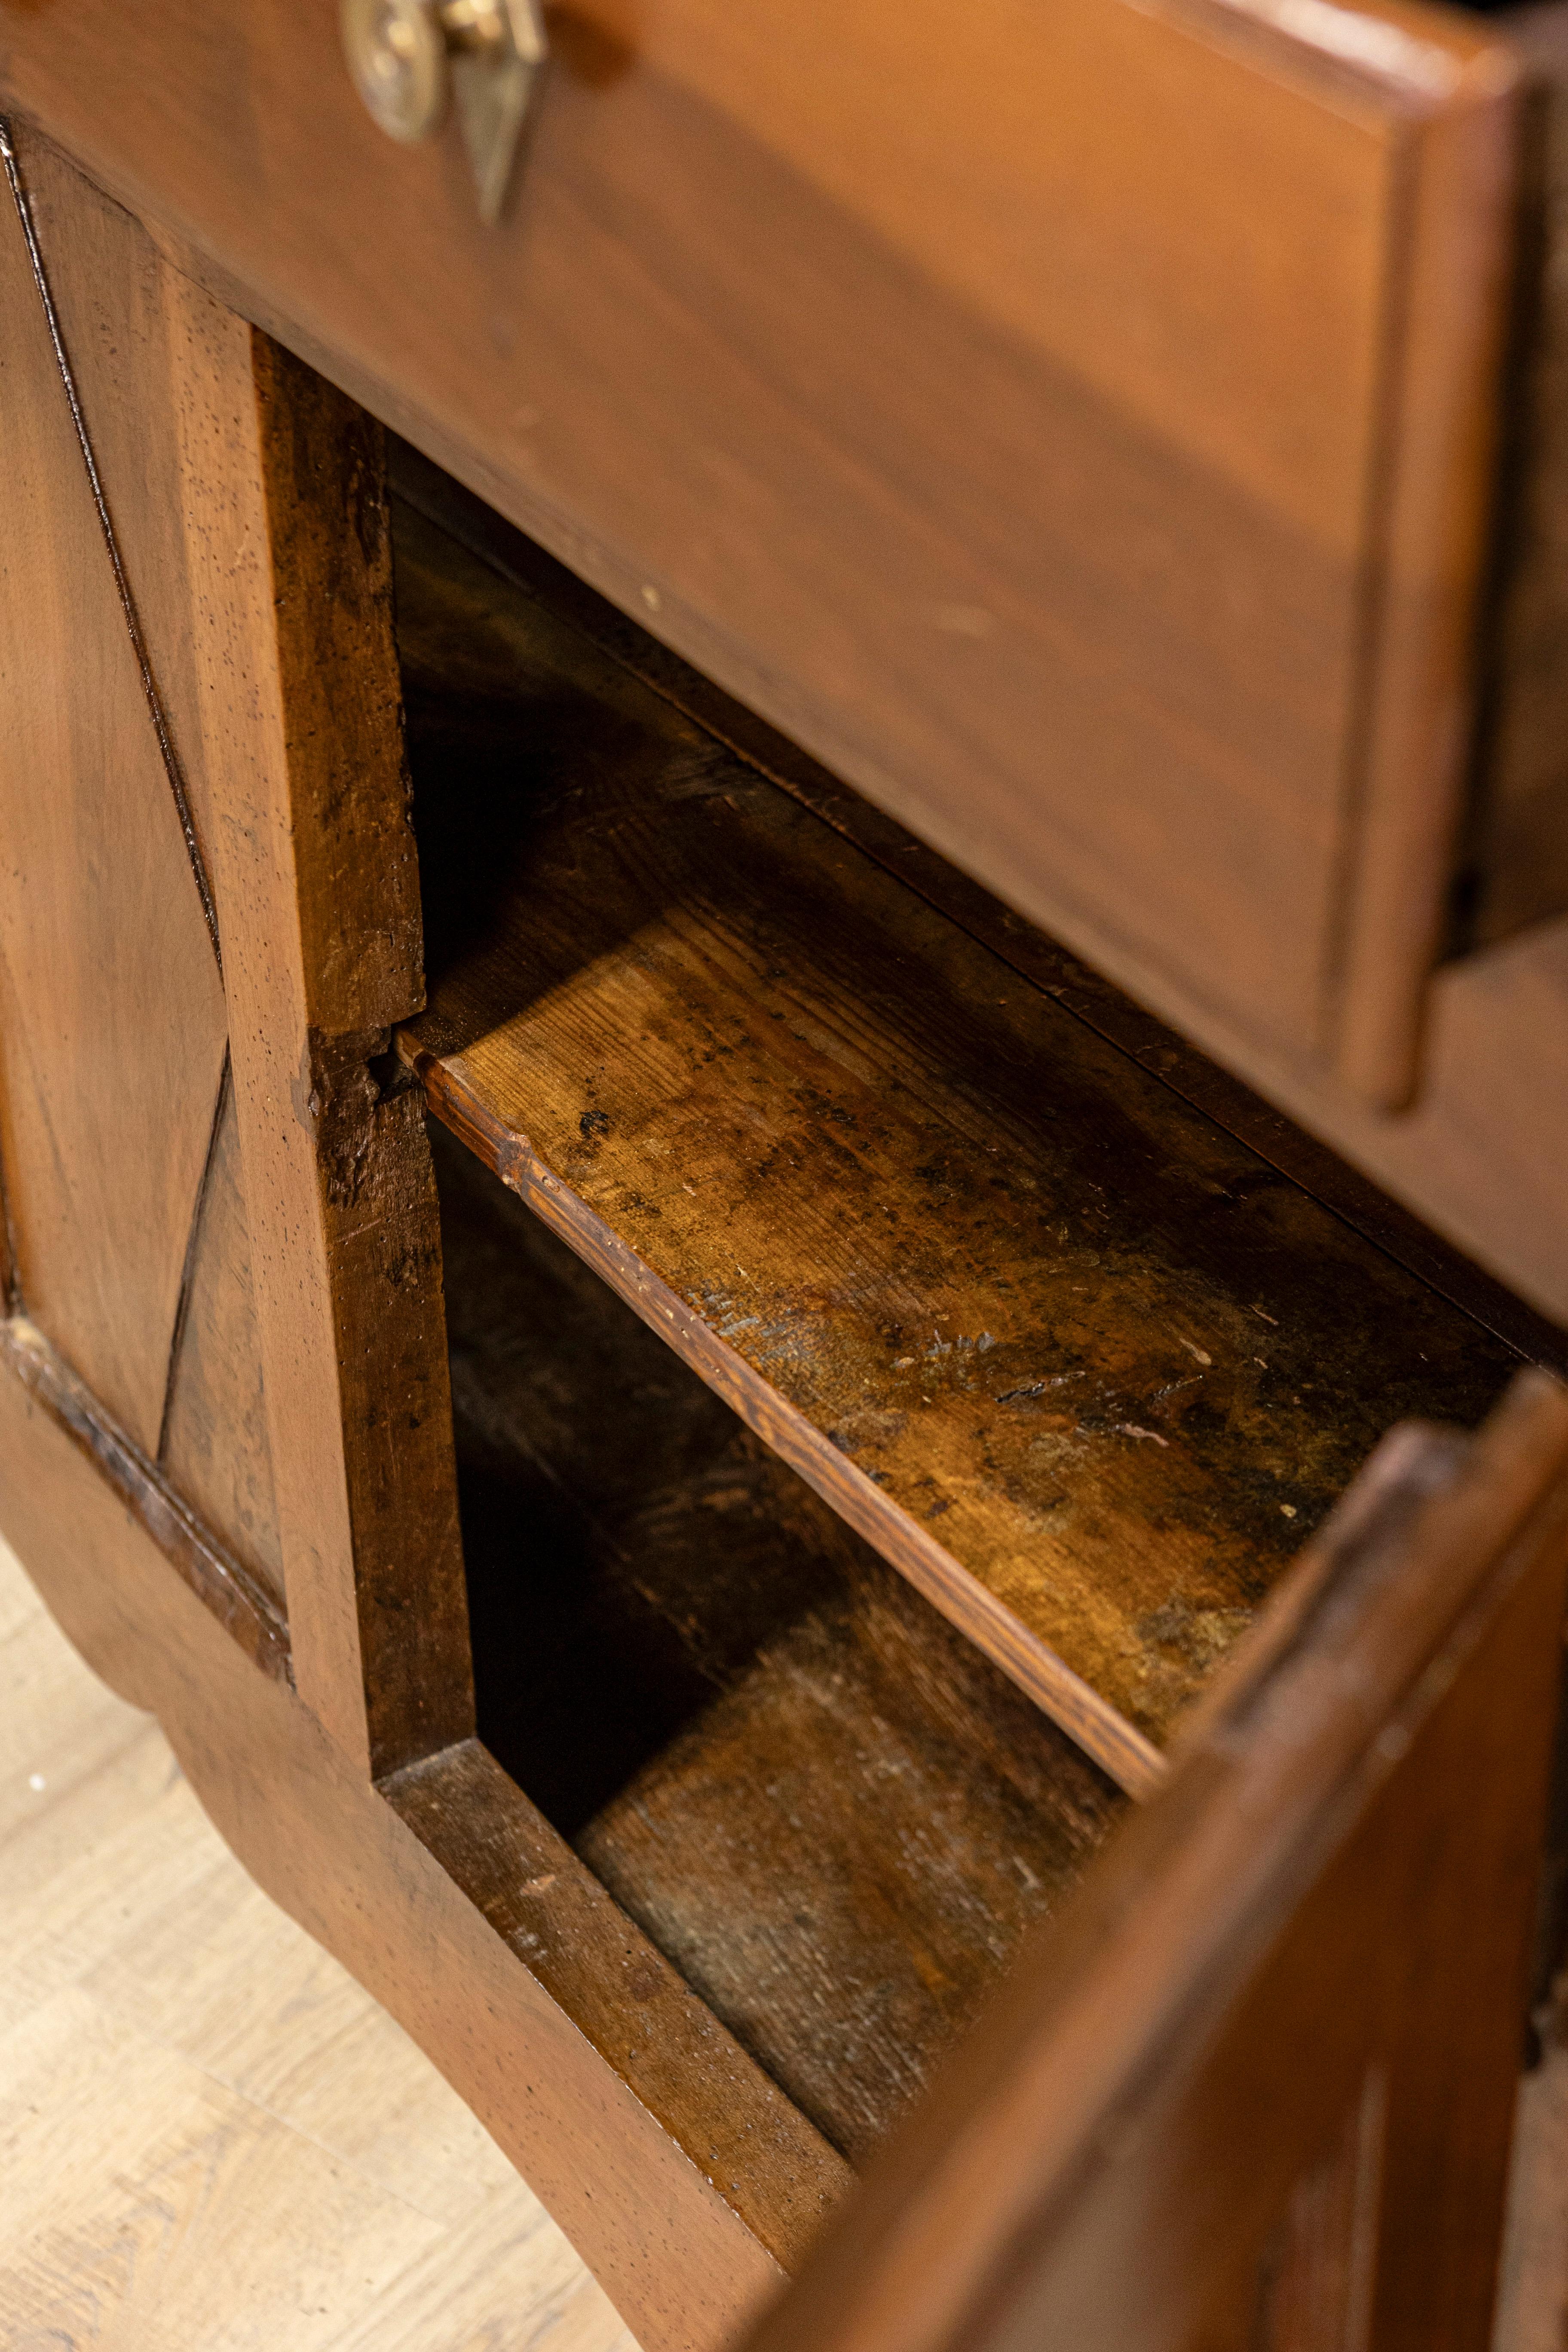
[0,1532,638,2352]
[3,1524,1565,2352]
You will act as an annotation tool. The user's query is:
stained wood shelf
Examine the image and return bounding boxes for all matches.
[395,499,1522,1795]
[434,1124,1123,2160]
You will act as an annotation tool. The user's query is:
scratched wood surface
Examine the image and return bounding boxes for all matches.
[0,129,289,1614]
[435,1124,1125,2161]
[737,1373,1568,2352]
[0,1528,636,2352]
[396,505,1523,1785]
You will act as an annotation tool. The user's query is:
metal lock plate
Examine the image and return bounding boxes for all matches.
[341,0,547,224]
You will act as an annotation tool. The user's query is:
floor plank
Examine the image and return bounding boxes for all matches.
[0,1533,638,2352]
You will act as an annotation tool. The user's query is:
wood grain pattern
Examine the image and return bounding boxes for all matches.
[392,438,1568,1382]
[1329,69,1519,1105]
[395,506,1522,1788]
[576,1577,1121,2167]
[740,1370,1568,2352]
[159,1060,286,1612]
[151,263,472,1779]
[0,129,470,1782]
[0,1338,844,2352]
[0,0,1522,1106]
[388,449,1568,1352]
[0,1536,634,2352]
[0,125,228,1454]
[434,1126,1126,2161]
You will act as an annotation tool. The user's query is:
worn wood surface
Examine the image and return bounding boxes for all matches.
[0,1532,636,2352]
[393,440,1568,1382]
[434,1126,1125,2162]
[578,1582,1121,2168]
[0,0,1525,1109]
[0,1334,845,2352]
[157,248,472,1779]
[391,442,1568,1346]
[0,125,228,1455]
[740,1371,1568,2352]
[396,507,1522,1786]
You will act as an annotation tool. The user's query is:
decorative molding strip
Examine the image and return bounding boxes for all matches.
[0,1313,291,1684]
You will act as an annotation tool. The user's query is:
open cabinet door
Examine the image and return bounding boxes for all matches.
[740,1370,1568,2352]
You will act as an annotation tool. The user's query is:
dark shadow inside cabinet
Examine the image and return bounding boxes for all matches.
[429,1118,1124,2161]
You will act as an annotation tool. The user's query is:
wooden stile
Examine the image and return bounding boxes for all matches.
[160,250,474,1779]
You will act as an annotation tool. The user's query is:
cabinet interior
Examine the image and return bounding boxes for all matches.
[391,456,1531,2161]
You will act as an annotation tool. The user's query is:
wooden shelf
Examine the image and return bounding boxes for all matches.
[434,1124,1124,2160]
[396,500,1522,1794]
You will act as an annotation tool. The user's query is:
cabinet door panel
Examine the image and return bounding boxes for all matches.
[0,125,228,1456]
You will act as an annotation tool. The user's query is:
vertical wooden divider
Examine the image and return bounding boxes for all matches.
[162,268,473,1779]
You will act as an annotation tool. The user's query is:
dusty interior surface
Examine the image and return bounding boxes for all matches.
[432,1125,1124,2162]
[395,498,1522,1758]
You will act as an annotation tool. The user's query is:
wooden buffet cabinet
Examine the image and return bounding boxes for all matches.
[2,1,1568,2344]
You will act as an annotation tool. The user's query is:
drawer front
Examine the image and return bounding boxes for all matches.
[0,0,1517,1102]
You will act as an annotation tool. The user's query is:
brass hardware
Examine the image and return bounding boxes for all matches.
[341,0,547,224]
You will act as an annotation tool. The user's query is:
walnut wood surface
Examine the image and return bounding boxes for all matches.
[0,128,228,1455]
[434,1125,1126,2161]
[741,1371,1568,2352]
[158,264,473,1778]
[395,507,1522,1789]
[0,1349,837,2352]
[0,0,1523,1112]
[577,1580,1120,2167]
[393,439,1568,1382]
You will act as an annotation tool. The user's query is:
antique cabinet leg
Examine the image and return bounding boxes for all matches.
[162,288,475,1778]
